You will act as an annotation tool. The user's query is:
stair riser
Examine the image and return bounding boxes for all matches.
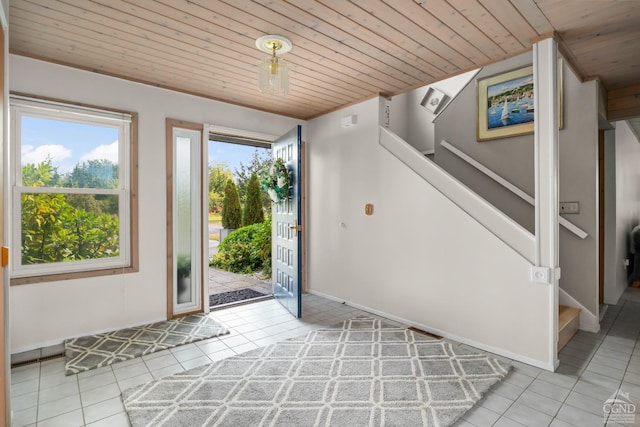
[558,316,579,352]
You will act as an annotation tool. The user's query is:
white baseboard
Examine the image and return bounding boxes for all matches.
[559,288,600,333]
[11,316,167,355]
[12,339,66,355]
[307,289,556,372]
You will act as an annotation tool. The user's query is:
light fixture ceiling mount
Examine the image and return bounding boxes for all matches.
[256,35,292,96]
[255,35,292,55]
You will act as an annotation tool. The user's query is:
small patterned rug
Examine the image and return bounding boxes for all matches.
[122,317,511,427]
[65,314,229,375]
[209,288,268,307]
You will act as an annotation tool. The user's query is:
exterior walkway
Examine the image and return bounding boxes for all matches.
[208,220,272,306]
[208,267,271,299]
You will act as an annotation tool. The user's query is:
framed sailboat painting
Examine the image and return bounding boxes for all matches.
[476,63,563,141]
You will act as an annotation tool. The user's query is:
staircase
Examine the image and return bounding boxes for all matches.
[558,305,581,351]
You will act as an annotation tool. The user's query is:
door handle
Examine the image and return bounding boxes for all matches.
[289,224,303,237]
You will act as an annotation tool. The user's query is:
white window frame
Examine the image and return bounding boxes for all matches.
[10,95,133,280]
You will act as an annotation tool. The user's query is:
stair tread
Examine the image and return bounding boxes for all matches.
[559,305,581,331]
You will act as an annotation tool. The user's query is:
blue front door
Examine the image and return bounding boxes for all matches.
[271,126,302,318]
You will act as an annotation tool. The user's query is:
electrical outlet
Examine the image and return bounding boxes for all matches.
[530,266,551,284]
[559,201,580,214]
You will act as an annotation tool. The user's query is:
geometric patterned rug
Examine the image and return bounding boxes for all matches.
[122,317,511,426]
[65,314,229,375]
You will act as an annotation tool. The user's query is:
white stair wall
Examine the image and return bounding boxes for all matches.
[306,94,557,371]
[380,127,536,263]
[559,288,599,333]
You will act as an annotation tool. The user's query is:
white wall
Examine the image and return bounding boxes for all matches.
[434,53,537,232]
[384,94,409,142]
[604,129,618,304]
[0,0,6,26]
[9,55,301,352]
[307,97,553,369]
[558,77,599,317]
[611,121,640,303]
[405,70,479,153]
[433,52,600,318]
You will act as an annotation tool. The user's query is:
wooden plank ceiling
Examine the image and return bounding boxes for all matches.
[8,0,640,120]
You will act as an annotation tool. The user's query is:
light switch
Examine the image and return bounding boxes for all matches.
[559,201,579,214]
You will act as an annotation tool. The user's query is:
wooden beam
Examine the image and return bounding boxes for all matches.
[608,84,640,121]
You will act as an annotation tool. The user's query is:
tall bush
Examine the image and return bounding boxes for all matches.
[235,149,272,212]
[208,162,233,214]
[221,179,242,229]
[210,218,271,275]
[243,173,264,226]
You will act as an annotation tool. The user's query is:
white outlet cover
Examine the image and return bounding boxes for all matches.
[530,266,551,284]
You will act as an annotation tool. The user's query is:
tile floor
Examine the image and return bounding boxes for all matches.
[9,293,640,427]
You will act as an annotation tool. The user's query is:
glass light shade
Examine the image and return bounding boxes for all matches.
[258,56,289,95]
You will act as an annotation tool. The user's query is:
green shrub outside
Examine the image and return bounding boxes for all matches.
[210,218,271,275]
[221,179,242,229]
[243,173,264,226]
[176,255,191,279]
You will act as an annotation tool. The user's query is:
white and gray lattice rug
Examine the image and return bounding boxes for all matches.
[122,317,511,426]
[65,314,229,375]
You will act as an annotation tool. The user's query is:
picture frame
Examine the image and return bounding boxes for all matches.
[420,87,450,115]
[476,62,563,141]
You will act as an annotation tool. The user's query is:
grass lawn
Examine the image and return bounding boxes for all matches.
[208,212,222,222]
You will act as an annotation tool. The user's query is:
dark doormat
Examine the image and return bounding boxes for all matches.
[209,288,269,307]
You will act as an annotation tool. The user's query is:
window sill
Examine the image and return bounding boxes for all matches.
[10,265,139,286]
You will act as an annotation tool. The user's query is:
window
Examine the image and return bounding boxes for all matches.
[10,95,138,283]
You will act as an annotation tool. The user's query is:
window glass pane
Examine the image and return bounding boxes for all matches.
[21,193,120,265]
[10,97,135,281]
[21,115,119,189]
[176,136,193,304]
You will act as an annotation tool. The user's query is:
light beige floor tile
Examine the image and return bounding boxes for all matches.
[80,382,122,407]
[116,372,154,392]
[37,394,82,421]
[78,371,117,394]
[150,363,184,380]
[38,408,84,427]
[39,380,79,404]
[86,411,131,427]
[83,396,126,424]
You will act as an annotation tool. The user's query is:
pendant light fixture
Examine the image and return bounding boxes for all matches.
[255,35,292,95]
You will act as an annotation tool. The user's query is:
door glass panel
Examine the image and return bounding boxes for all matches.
[173,128,201,314]
[175,135,192,304]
